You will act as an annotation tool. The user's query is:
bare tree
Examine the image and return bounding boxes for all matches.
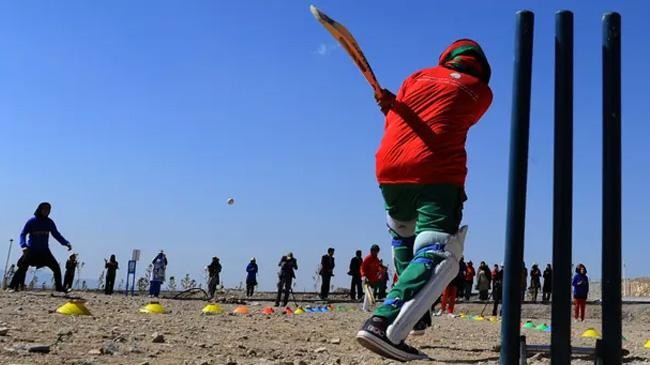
[97,270,105,290]
[137,264,153,293]
[167,276,177,292]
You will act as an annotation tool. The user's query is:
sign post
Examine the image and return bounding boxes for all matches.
[125,249,140,296]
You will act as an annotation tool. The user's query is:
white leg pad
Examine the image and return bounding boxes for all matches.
[386,213,416,238]
[386,226,468,344]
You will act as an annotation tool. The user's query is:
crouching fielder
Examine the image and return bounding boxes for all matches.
[356,39,493,361]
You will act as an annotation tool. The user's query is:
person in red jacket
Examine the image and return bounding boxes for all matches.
[361,245,383,311]
[356,39,492,362]
[463,261,476,300]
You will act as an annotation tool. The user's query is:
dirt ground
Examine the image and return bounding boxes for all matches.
[0,291,648,365]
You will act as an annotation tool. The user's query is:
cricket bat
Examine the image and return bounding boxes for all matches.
[310,5,383,99]
[363,282,376,306]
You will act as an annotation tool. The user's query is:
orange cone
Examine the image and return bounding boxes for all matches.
[261,307,275,314]
[233,305,250,314]
[283,306,293,315]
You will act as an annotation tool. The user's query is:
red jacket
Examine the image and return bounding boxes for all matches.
[360,254,382,285]
[464,265,476,282]
[375,66,492,186]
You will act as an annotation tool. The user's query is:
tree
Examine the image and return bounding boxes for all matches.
[167,276,177,292]
[137,264,153,293]
[28,268,38,290]
[97,270,105,290]
[180,274,195,290]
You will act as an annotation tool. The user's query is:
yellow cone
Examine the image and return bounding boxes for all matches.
[643,340,650,349]
[57,300,91,316]
[294,307,305,315]
[202,303,224,314]
[581,328,602,339]
[473,315,485,321]
[139,302,167,314]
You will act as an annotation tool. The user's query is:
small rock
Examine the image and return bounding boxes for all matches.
[129,346,143,354]
[294,361,308,365]
[246,349,256,356]
[0,327,8,336]
[138,362,150,365]
[88,349,101,355]
[152,332,165,343]
[314,347,327,354]
[329,338,341,344]
[197,361,210,365]
[101,341,119,355]
[28,344,50,353]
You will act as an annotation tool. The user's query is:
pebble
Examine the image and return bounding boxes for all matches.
[87,349,101,355]
[152,332,165,343]
[329,338,341,344]
[314,347,327,353]
[294,361,308,365]
[0,327,8,336]
[101,341,119,355]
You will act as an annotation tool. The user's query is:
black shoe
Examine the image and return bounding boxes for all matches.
[409,318,428,336]
[356,316,428,362]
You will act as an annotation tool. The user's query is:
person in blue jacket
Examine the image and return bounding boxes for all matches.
[246,258,258,297]
[572,263,589,321]
[9,202,72,292]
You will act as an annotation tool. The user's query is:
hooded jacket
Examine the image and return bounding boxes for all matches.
[19,202,69,253]
[376,39,493,186]
[572,270,589,299]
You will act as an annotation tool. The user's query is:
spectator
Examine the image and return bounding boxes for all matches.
[464,261,476,300]
[348,250,363,301]
[104,255,119,295]
[529,263,542,303]
[542,264,553,302]
[360,244,382,312]
[149,250,167,298]
[492,264,503,316]
[572,263,589,321]
[275,253,297,307]
[63,253,77,291]
[476,261,491,300]
[206,257,222,299]
[245,258,258,297]
[319,248,335,300]
[456,257,467,299]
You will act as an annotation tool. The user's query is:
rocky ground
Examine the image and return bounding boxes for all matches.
[0,291,648,365]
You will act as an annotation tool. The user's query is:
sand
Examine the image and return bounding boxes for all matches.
[0,291,648,365]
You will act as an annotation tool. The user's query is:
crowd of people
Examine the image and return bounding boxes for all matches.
[5,201,591,325]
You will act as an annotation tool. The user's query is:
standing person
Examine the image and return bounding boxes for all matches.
[521,262,528,301]
[529,263,542,303]
[476,261,491,301]
[275,252,297,307]
[377,260,389,300]
[104,255,119,295]
[348,250,363,301]
[361,245,383,312]
[464,261,476,300]
[245,258,258,297]
[9,202,72,293]
[356,39,493,361]
[149,250,167,298]
[319,248,335,300]
[456,257,467,300]
[206,257,222,299]
[572,264,589,321]
[542,264,553,303]
[63,254,78,291]
[491,264,503,316]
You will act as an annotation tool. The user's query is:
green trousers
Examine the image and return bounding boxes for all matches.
[374,184,465,322]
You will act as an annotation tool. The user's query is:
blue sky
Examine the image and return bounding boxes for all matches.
[0,1,647,291]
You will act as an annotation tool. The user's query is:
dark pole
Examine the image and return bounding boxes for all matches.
[551,10,573,365]
[602,12,622,365]
[500,10,534,365]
